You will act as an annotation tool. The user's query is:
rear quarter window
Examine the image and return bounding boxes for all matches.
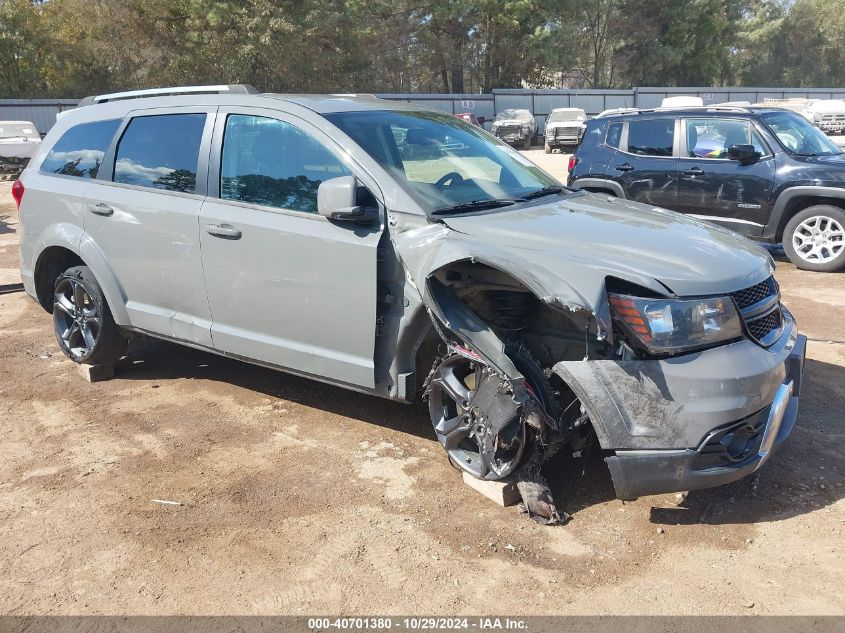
[606,122,623,148]
[40,119,121,178]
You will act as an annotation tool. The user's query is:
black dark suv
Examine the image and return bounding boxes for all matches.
[568,106,845,272]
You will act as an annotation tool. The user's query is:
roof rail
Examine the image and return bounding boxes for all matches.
[78,84,260,106]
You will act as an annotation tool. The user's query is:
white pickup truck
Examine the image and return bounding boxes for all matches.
[0,121,41,177]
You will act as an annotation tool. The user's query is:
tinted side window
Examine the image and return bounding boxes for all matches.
[41,119,121,178]
[606,122,623,148]
[626,119,674,156]
[113,114,206,193]
[220,114,350,213]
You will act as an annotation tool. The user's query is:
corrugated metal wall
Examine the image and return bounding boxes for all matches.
[5,88,845,135]
[0,99,80,136]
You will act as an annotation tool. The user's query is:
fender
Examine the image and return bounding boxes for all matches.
[76,232,131,326]
[569,176,626,198]
[763,186,845,240]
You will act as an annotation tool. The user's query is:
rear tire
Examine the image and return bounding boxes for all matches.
[52,266,127,365]
[523,136,532,150]
[782,205,845,272]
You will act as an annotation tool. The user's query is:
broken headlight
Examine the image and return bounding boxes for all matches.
[609,294,743,354]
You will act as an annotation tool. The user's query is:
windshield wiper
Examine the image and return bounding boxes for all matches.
[432,199,519,215]
[518,185,568,201]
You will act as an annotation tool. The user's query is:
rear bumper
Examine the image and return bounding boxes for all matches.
[553,314,806,499]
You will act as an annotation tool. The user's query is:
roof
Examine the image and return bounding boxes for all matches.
[0,120,37,125]
[591,105,797,121]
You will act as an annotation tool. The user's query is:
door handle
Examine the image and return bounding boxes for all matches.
[615,163,634,172]
[88,202,114,216]
[682,167,704,176]
[206,223,242,240]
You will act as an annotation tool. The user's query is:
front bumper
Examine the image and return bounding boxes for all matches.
[546,135,581,147]
[553,312,806,499]
[818,121,845,134]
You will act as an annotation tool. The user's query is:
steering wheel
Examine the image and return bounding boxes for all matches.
[435,172,465,189]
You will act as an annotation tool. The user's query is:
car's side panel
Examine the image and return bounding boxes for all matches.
[83,107,217,346]
[199,106,383,389]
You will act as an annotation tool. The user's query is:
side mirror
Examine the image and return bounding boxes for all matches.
[476,116,486,125]
[727,144,760,164]
[317,176,378,224]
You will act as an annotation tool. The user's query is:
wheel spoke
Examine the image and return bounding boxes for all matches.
[81,324,96,350]
[54,296,75,317]
[65,322,81,346]
[433,365,471,404]
[72,281,86,310]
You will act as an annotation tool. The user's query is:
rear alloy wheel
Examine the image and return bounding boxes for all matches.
[783,205,845,272]
[53,266,126,364]
[427,346,556,481]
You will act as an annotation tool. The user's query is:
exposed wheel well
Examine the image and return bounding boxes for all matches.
[34,246,85,312]
[581,187,617,197]
[421,260,600,377]
[777,196,845,241]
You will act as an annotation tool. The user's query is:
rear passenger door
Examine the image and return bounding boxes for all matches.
[85,107,216,346]
[612,118,679,210]
[199,108,382,388]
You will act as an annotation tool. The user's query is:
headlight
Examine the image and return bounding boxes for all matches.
[609,293,743,354]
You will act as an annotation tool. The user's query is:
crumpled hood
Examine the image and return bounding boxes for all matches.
[440,192,773,297]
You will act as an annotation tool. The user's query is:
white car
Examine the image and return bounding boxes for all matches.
[805,99,845,135]
[0,120,41,176]
[543,108,586,153]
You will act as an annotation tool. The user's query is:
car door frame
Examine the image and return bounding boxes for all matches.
[201,104,388,390]
[607,116,681,209]
[676,116,776,236]
[82,105,218,345]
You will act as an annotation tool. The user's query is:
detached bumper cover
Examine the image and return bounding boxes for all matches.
[553,313,806,499]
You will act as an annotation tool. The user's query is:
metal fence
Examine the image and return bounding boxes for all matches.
[4,87,845,136]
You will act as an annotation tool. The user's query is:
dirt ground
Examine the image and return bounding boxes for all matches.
[0,163,843,616]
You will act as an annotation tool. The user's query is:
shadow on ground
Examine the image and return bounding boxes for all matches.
[114,336,845,525]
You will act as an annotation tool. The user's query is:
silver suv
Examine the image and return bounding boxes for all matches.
[16,85,806,522]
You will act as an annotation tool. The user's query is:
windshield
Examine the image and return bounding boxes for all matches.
[761,111,842,157]
[0,122,37,139]
[325,110,561,215]
[495,109,532,122]
[548,110,585,123]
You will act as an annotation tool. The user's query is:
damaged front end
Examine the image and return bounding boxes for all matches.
[391,214,805,522]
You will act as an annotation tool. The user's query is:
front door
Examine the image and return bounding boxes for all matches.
[612,118,679,209]
[85,108,216,346]
[676,117,775,237]
[199,109,382,388]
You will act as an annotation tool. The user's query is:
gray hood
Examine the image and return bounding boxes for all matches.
[440,192,773,297]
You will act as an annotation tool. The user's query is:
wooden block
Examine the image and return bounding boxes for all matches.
[77,362,114,383]
[462,471,521,507]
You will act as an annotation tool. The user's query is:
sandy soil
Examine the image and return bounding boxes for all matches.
[0,174,843,616]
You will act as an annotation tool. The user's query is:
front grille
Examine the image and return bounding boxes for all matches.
[730,278,774,309]
[554,127,580,138]
[730,276,783,346]
[747,307,782,342]
[497,125,521,136]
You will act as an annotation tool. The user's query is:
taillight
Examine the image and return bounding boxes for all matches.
[568,155,579,173]
[11,179,24,209]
